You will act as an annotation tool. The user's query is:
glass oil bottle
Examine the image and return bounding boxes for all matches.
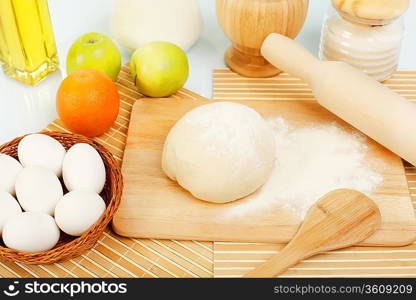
[0,0,58,85]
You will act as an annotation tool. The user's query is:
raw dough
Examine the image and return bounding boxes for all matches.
[162,102,276,203]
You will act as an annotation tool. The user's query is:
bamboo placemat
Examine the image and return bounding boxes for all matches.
[2,67,416,278]
[0,66,213,278]
[212,69,416,278]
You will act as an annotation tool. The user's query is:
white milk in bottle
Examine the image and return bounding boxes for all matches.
[111,0,202,51]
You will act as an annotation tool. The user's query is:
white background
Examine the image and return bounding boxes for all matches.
[0,0,415,144]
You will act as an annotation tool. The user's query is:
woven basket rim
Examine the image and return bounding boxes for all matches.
[0,131,123,264]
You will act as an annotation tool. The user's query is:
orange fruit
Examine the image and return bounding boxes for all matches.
[56,70,120,137]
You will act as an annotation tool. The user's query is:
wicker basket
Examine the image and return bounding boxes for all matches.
[0,131,123,264]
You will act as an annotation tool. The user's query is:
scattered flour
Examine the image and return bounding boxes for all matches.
[227,118,383,219]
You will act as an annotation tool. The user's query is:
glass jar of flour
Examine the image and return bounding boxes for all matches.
[319,0,409,82]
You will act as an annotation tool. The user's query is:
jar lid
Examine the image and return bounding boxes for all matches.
[332,0,409,24]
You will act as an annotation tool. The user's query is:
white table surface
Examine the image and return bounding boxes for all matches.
[0,0,415,144]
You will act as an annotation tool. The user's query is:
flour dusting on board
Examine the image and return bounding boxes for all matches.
[227,118,383,219]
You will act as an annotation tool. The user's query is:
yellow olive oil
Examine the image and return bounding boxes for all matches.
[0,0,58,85]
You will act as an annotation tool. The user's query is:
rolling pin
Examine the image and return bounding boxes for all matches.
[262,33,416,166]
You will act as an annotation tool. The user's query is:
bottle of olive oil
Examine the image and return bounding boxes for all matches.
[0,0,58,85]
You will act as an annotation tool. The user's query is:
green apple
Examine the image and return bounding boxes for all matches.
[66,32,121,81]
[130,41,189,97]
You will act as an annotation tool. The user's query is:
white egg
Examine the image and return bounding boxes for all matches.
[0,192,22,236]
[63,143,106,193]
[15,166,63,216]
[0,154,22,195]
[18,134,66,177]
[54,190,106,236]
[2,212,60,252]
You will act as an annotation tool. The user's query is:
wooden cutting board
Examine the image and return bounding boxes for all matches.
[112,96,416,246]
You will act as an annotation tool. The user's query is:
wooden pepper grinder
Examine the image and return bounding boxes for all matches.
[216,0,309,78]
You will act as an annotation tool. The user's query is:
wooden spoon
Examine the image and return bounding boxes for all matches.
[244,189,381,278]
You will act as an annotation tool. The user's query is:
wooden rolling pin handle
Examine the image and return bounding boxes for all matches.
[243,243,311,278]
[261,33,321,83]
[261,33,416,167]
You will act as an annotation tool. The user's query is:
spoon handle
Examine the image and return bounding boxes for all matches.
[243,245,308,278]
[243,189,381,277]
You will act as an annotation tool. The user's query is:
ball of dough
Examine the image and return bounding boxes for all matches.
[162,102,276,203]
